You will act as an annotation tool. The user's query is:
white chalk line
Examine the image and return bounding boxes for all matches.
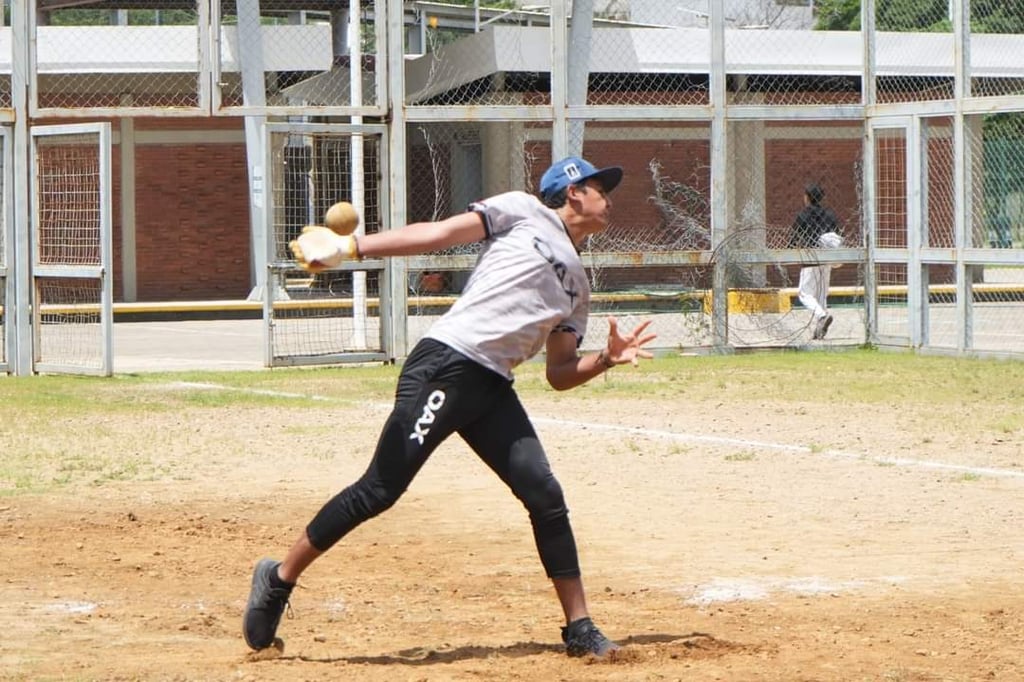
[532,416,1024,480]
[164,381,334,401]
[681,575,907,607]
[166,381,1024,481]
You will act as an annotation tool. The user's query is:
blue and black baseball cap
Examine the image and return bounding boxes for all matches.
[539,156,623,201]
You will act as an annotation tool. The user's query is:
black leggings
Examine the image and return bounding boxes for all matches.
[305,338,580,579]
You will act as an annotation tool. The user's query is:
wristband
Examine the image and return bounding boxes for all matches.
[337,234,361,260]
[598,349,615,369]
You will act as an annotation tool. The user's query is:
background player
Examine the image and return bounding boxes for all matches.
[790,183,843,340]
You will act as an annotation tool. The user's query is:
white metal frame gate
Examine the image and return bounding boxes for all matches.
[30,123,113,376]
[0,127,12,374]
[262,122,392,367]
[867,117,918,349]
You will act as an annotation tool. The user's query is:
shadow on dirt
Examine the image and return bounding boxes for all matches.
[290,640,563,665]
[275,631,748,666]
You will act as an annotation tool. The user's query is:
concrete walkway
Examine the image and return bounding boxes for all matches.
[113,319,265,374]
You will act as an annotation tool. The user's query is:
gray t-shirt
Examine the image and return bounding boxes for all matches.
[425,191,590,379]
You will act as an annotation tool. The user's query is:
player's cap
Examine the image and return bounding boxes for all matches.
[540,156,623,200]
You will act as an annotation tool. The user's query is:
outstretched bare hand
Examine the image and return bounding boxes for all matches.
[604,316,657,367]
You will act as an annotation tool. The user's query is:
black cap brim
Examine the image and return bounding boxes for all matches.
[587,166,623,194]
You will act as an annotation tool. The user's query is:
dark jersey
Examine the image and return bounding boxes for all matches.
[790,204,839,248]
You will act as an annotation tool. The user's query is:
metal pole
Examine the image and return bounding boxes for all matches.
[387,0,408,359]
[11,0,31,374]
[862,0,878,345]
[549,1,568,159]
[907,116,924,348]
[709,0,729,349]
[953,0,972,352]
[349,0,368,348]
[566,0,594,157]
[237,0,269,301]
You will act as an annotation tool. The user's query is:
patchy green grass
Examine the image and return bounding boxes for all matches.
[724,451,757,462]
[561,348,1024,406]
[1,349,1021,495]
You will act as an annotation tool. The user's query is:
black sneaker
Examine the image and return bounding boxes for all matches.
[819,314,833,339]
[243,559,293,650]
[561,617,620,657]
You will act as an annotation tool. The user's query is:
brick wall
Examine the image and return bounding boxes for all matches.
[36,116,252,302]
[129,118,251,301]
[36,116,880,300]
[131,125,251,300]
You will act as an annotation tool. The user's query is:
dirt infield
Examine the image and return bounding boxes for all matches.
[3,356,1024,681]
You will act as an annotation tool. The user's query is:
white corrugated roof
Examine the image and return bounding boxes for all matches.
[0,25,333,73]
[0,24,1018,88]
[406,26,1024,101]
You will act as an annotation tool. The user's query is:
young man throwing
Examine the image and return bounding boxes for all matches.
[243,156,656,658]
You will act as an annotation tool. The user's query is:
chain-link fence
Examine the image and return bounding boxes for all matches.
[33,1,205,115]
[214,0,384,115]
[970,1,1024,98]
[397,1,1024,357]
[264,124,389,364]
[401,3,868,353]
[30,124,112,375]
[0,127,7,369]
[28,0,388,117]
[4,1,1024,371]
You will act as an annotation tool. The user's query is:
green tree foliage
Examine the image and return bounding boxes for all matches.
[816,0,1024,33]
[126,10,197,26]
[970,0,1024,34]
[815,0,950,32]
[815,1,1024,217]
[47,9,196,26]
[814,0,861,30]
[877,0,950,32]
